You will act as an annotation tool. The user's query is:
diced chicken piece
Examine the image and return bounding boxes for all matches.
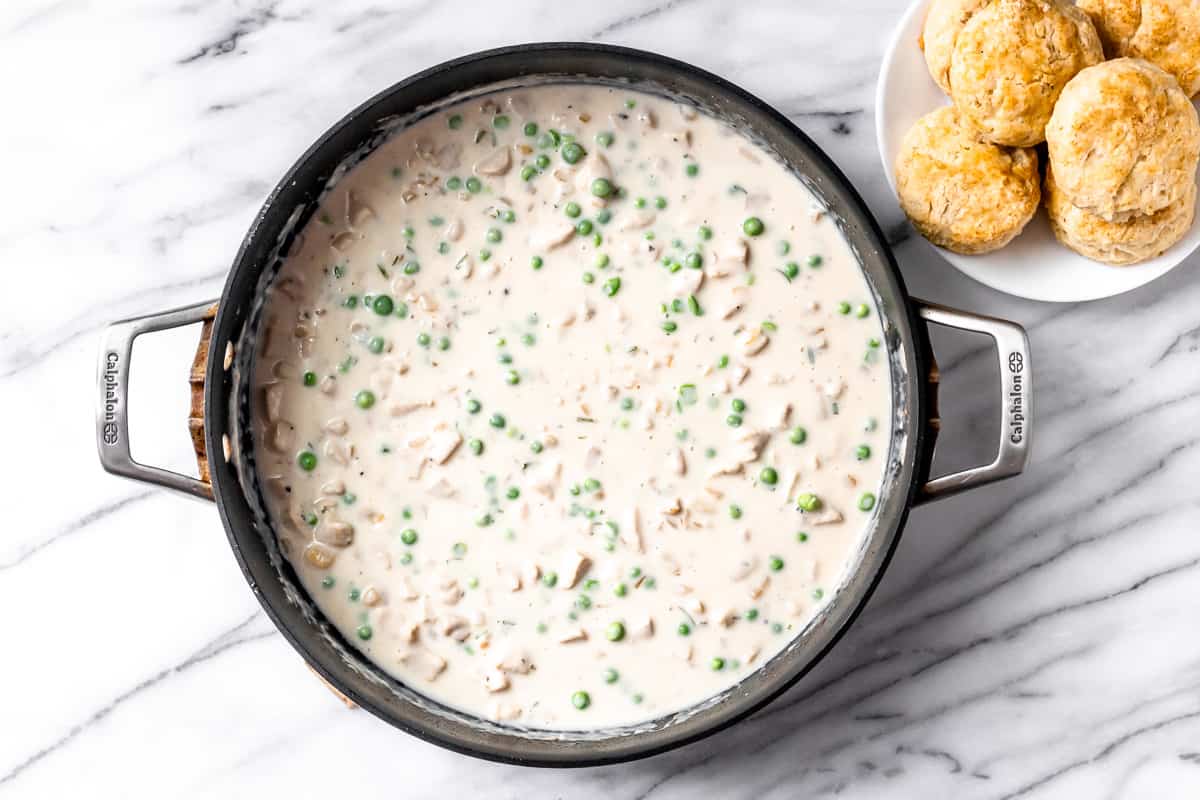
[714,607,737,627]
[426,429,462,465]
[315,520,354,548]
[620,209,657,231]
[683,597,705,619]
[531,219,576,250]
[559,551,591,589]
[767,402,792,430]
[440,584,464,606]
[319,375,337,394]
[743,645,761,665]
[671,266,705,297]
[445,219,464,241]
[397,576,420,601]
[390,399,431,417]
[438,615,469,640]
[482,669,510,693]
[520,561,541,587]
[668,448,687,476]
[558,625,588,644]
[263,384,284,423]
[488,701,523,721]
[495,649,534,674]
[731,555,758,581]
[629,614,655,640]
[622,507,644,553]
[529,460,563,499]
[811,506,845,526]
[738,429,770,461]
[303,542,336,569]
[454,253,474,280]
[427,476,456,498]
[474,146,512,176]
[396,618,419,644]
[361,587,383,607]
[721,238,749,265]
[749,574,770,600]
[267,422,294,453]
[823,379,847,400]
[739,327,770,357]
[678,103,698,121]
[399,647,447,681]
[637,109,657,129]
[323,438,352,466]
[666,129,693,148]
[659,496,683,516]
[718,287,748,319]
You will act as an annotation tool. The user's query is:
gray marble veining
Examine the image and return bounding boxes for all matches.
[2,0,1199,797]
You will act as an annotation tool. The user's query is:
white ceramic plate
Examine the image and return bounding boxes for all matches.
[875,0,1200,302]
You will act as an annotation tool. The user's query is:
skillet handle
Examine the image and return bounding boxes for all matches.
[96,300,220,502]
[914,300,1031,504]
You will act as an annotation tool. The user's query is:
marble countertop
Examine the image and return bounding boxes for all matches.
[4,0,1199,797]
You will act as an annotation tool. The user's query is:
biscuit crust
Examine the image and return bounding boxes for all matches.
[1076,0,1200,97]
[1046,58,1200,220]
[895,106,1041,254]
[923,0,991,94]
[949,0,1104,146]
[1044,163,1197,264]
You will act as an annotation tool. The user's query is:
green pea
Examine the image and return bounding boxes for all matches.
[343,295,359,309]
[597,208,612,224]
[448,114,463,129]
[417,332,431,347]
[542,572,558,588]
[523,121,538,137]
[726,414,743,427]
[493,114,509,129]
[688,295,702,316]
[686,163,699,177]
[731,398,746,413]
[561,142,586,164]
[582,272,595,284]
[743,217,765,236]
[530,441,544,454]
[807,253,823,267]
[565,201,581,218]
[677,623,691,636]
[604,668,619,684]
[365,336,385,355]
[576,594,592,610]
[760,467,778,485]
[505,369,520,385]
[745,608,759,620]
[595,253,610,269]
[654,196,667,209]
[855,303,870,318]
[729,504,743,519]
[634,197,646,209]
[576,219,594,235]
[783,262,800,280]
[356,624,373,641]
[321,576,335,589]
[403,262,420,275]
[402,226,415,239]
[349,588,361,602]
[717,354,729,369]
[596,131,614,147]
[502,209,516,223]
[371,294,394,316]
[521,165,536,181]
[486,227,502,243]
[489,413,506,428]
[452,542,467,557]
[400,528,418,545]
[521,333,536,346]
[856,444,871,460]
[603,277,621,297]
[768,555,784,571]
[837,302,851,315]
[505,487,520,500]
[446,176,462,190]
[606,621,625,641]
[465,176,482,193]
[476,513,493,527]
[796,531,809,542]
[466,398,481,414]
[858,493,877,511]
[797,493,822,512]
[302,371,317,386]
[682,252,702,270]
[614,582,628,597]
[535,153,551,169]
[591,178,614,197]
[710,657,726,671]
[395,302,409,318]
[355,390,375,409]
[468,438,484,456]
[661,321,678,334]
[572,691,591,710]
[479,248,492,261]
[698,225,713,240]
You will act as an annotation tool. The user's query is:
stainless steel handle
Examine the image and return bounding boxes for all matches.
[915,300,1032,503]
[96,300,219,502]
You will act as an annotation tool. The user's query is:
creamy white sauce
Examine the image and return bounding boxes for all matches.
[252,84,891,729]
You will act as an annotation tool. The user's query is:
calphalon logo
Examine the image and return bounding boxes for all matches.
[1007,351,1025,445]
[101,352,120,445]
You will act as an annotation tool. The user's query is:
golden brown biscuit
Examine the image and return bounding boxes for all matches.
[922,0,992,94]
[1046,58,1200,220]
[895,106,1041,254]
[1076,0,1200,97]
[1044,163,1196,264]
[949,0,1104,146]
